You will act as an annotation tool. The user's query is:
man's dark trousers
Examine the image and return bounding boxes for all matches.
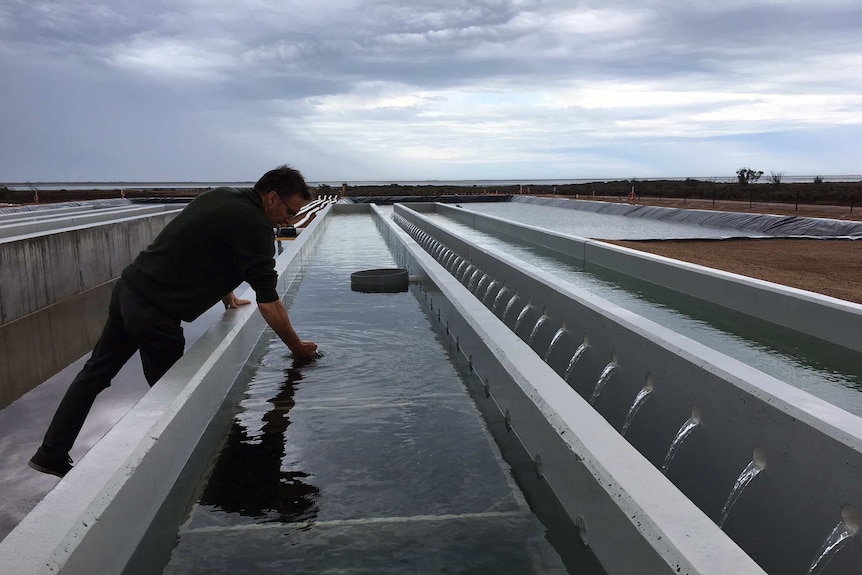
[37,278,185,460]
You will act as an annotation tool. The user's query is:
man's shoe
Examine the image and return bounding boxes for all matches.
[28,450,73,478]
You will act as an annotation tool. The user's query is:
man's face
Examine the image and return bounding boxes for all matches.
[265,191,307,226]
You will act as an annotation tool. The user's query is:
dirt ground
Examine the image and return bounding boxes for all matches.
[605,238,860,304]
[597,197,861,304]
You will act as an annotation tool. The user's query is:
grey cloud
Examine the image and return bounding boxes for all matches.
[2,0,861,180]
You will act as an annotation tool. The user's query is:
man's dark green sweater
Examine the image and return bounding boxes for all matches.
[122,187,279,322]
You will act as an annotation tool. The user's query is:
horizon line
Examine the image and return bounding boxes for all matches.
[4,174,862,186]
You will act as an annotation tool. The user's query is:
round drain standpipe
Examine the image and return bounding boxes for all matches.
[351,268,409,293]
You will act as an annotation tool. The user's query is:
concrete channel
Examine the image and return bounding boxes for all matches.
[0,201,860,573]
[0,203,184,407]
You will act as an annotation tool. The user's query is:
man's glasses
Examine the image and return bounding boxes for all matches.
[274,192,298,217]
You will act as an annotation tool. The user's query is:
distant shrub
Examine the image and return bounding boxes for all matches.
[736,167,763,185]
[814,175,824,184]
[768,171,784,185]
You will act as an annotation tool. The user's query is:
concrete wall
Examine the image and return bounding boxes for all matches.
[0,205,333,575]
[0,210,182,326]
[382,206,766,574]
[394,203,862,575]
[427,202,862,354]
[0,281,114,408]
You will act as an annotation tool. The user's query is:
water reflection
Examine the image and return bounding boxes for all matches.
[199,359,319,523]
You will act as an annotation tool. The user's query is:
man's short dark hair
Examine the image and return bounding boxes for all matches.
[254,165,312,200]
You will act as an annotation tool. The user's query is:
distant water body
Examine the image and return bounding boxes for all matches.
[5,176,862,190]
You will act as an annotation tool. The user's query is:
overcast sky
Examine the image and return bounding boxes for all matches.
[1,1,861,183]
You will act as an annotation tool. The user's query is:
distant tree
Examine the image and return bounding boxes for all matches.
[814,175,824,184]
[767,171,784,185]
[736,168,763,186]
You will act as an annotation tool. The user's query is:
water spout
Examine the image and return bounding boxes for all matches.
[482,281,500,305]
[455,260,468,277]
[474,275,489,296]
[589,361,617,405]
[503,294,520,321]
[564,342,589,383]
[544,327,567,361]
[621,379,653,436]
[662,407,701,474]
[528,314,549,345]
[807,505,860,575]
[718,448,766,528]
[514,305,534,331]
[492,288,510,313]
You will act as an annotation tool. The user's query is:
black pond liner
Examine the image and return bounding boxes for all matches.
[350,268,409,293]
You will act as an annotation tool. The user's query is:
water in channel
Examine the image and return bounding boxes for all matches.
[163,214,576,574]
[424,209,862,416]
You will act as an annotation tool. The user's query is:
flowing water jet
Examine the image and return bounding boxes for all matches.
[589,357,617,405]
[662,407,702,474]
[467,269,481,289]
[544,327,567,362]
[514,304,534,331]
[474,275,490,296]
[528,314,549,346]
[473,274,491,294]
[621,376,654,436]
[564,341,589,383]
[492,288,510,313]
[718,447,766,528]
[807,505,859,575]
[455,260,468,277]
[482,281,500,305]
[503,294,520,322]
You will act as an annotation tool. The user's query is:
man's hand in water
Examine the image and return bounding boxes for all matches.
[257,300,316,361]
[292,341,319,362]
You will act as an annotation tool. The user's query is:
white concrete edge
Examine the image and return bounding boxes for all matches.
[0,207,332,574]
[0,208,185,244]
[384,207,766,574]
[0,204,154,226]
[0,200,131,220]
[584,237,862,311]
